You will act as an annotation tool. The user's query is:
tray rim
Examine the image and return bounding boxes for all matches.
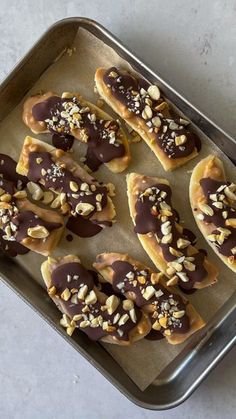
[0,16,235,410]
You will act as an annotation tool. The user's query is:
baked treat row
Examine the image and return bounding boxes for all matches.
[23,91,130,173]
[22,67,202,173]
[41,253,205,346]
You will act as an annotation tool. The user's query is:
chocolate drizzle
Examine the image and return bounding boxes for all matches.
[52,133,74,152]
[199,177,236,257]
[103,67,200,159]
[0,229,29,257]
[51,262,141,341]
[0,153,27,188]
[134,183,207,289]
[66,215,103,238]
[32,95,125,171]
[111,260,190,337]
[14,211,62,242]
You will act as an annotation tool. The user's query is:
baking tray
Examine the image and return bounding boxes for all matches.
[0,17,235,410]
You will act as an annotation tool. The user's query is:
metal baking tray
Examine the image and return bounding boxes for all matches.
[0,17,235,410]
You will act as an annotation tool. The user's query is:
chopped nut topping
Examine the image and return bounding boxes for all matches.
[80,320,90,328]
[177,238,191,249]
[166,276,179,286]
[225,218,236,228]
[147,85,161,100]
[61,288,71,301]
[169,247,183,257]
[0,193,11,202]
[176,271,189,282]
[122,299,134,311]
[175,135,187,146]
[48,286,56,296]
[143,285,156,300]
[106,295,120,315]
[161,220,172,236]
[159,316,167,328]
[27,225,49,239]
[77,284,88,300]
[85,290,97,305]
[118,313,129,326]
[75,202,95,216]
[198,202,214,216]
[69,181,79,192]
[173,310,185,319]
[142,105,153,120]
[13,190,27,199]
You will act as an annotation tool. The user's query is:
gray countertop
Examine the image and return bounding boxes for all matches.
[0,1,235,418]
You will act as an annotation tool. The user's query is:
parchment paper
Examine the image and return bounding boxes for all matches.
[0,28,235,390]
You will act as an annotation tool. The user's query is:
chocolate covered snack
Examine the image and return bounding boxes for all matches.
[41,255,151,345]
[94,67,200,171]
[127,173,218,290]
[0,178,64,256]
[22,92,130,173]
[0,153,29,256]
[16,136,116,234]
[190,155,236,272]
[93,253,205,344]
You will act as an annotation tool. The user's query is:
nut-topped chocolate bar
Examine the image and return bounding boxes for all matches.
[23,92,130,173]
[41,255,151,345]
[16,136,116,238]
[190,155,236,272]
[127,173,218,290]
[93,253,205,344]
[0,177,64,256]
[95,67,200,171]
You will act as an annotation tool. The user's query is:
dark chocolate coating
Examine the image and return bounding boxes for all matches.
[0,153,27,188]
